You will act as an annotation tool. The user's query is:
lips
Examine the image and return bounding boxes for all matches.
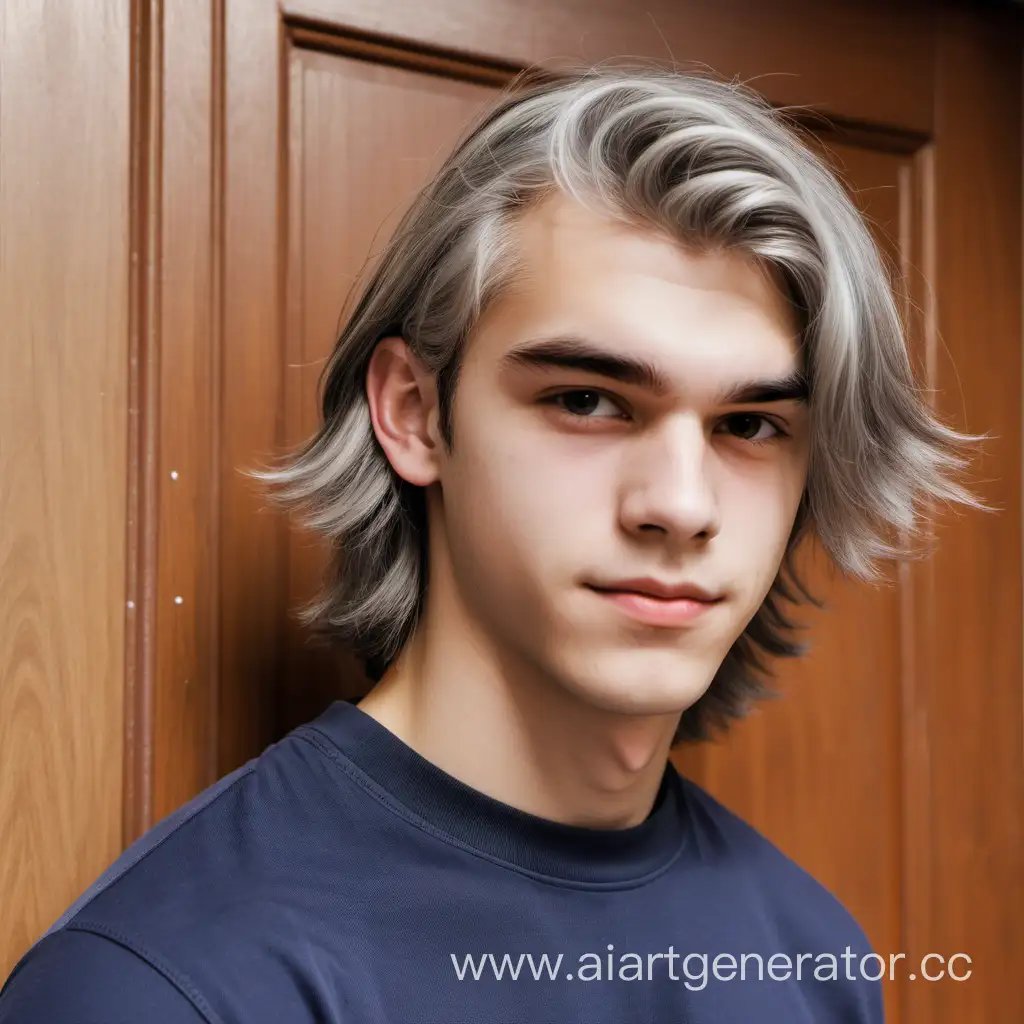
[588,578,722,603]
[587,585,720,628]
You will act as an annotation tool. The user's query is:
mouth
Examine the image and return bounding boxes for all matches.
[585,584,723,628]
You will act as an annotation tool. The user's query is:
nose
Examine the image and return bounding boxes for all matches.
[618,414,721,547]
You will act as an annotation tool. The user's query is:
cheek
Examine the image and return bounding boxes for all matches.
[724,468,802,568]
[444,423,607,602]
[455,450,583,565]
[440,462,582,653]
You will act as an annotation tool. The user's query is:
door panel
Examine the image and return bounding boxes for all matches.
[284,0,937,132]
[0,0,131,982]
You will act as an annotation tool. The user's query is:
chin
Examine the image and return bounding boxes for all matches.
[558,647,717,718]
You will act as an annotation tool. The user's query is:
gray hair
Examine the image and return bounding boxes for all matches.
[250,61,987,744]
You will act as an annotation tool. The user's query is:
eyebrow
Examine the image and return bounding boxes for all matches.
[498,335,809,405]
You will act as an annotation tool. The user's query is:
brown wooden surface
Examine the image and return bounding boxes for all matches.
[284,0,937,134]
[215,0,286,777]
[149,0,223,825]
[0,0,131,979]
[918,8,1024,1017]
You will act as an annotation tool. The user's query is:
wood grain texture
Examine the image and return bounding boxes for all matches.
[283,0,936,134]
[124,0,226,834]
[216,0,287,776]
[906,6,1024,1020]
[148,0,222,832]
[0,0,131,978]
[123,0,162,858]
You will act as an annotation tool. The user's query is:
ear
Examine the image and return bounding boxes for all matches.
[365,335,443,487]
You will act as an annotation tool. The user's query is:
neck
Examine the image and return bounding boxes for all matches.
[356,596,680,831]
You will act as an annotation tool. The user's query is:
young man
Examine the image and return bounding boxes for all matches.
[0,65,979,1023]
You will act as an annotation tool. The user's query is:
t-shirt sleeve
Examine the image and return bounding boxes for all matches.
[0,927,210,1024]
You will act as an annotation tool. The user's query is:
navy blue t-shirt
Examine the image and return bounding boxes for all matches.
[0,699,884,1022]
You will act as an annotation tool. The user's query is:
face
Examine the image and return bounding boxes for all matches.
[385,193,809,719]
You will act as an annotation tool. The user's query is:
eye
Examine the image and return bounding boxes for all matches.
[716,413,785,444]
[545,389,628,421]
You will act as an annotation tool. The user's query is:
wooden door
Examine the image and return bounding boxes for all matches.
[11,0,1015,1019]
[1,0,132,982]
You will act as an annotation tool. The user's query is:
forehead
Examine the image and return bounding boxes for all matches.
[470,192,801,381]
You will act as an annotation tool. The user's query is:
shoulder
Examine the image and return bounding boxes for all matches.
[676,774,885,1022]
[43,727,355,941]
[0,927,212,1023]
[678,772,874,949]
[3,728,377,1024]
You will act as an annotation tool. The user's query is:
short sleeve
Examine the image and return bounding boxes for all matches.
[0,927,210,1024]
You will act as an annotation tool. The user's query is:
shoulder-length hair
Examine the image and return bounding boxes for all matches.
[251,61,986,744]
